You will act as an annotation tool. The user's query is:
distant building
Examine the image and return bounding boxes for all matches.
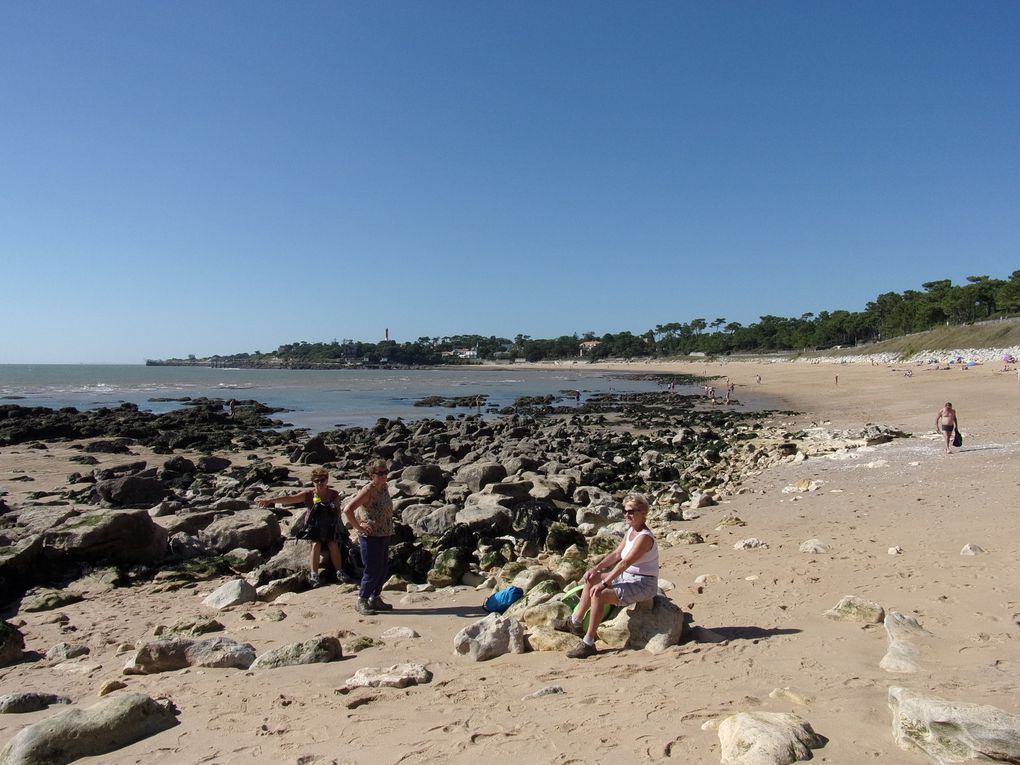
[579,341,602,357]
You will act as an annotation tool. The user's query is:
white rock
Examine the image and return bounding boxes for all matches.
[718,711,827,764]
[452,613,526,661]
[339,662,432,693]
[734,538,769,550]
[202,579,257,610]
[888,546,903,555]
[799,539,830,554]
[960,543,985,556]
[381,627,420,640]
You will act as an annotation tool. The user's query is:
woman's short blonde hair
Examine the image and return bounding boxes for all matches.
[623,493,650,513]
[367,458,389,476]
[310,467,329,481]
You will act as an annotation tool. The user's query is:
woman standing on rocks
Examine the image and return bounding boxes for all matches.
[344,458,394,616]
[257,467,353,587]
[564,493,659,659]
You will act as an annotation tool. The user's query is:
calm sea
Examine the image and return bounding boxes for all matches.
[0,365,673,432]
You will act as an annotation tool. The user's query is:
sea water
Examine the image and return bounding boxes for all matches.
[0,365,673,432]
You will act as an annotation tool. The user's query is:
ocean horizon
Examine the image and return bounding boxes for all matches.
[0,364,683,432]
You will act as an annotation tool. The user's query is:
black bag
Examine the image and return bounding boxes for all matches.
[952,429,963,448]
[290,505,317,540]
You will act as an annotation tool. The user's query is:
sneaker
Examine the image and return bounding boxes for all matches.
[566,640,597,659]
[355,597,377,616]
[563,618,584,637]
[336,570,357,585]
[308,572,321,588]
[369,596,394,612]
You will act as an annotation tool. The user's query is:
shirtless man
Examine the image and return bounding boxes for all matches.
[935,402,958,455]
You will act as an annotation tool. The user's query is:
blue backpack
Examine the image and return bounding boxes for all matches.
[484,586,524,614]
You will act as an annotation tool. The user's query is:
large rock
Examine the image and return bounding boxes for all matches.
[401,504,458,536]
[880,611,932,673]
[42,509,168,565]
[250,636,342,670]
[0,622,25,667]
[455,493,512,531]
[823,595,884,624]
[0,693,71,714]
[453,613,527,661]
[597,595,683,653]
[198,509,282,554]
[718,711,827,765]
[0,693,178,765]
[888,686,1020,763]
[96,476,168,508]
[454,462,507,492]
[202,578,258,609]
[250,540,308,585]
[525,625,579,652]
[123,637,255,674]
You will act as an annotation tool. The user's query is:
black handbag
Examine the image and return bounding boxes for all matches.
[952,428,963,448]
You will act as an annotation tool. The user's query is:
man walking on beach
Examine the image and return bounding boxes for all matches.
[935,402,958,455]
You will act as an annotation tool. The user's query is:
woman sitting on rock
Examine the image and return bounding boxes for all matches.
[565,493,659,659]
[257,467,353,587]
[344,458,394,616]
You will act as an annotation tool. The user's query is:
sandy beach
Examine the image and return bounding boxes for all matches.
[2,358,1019,764]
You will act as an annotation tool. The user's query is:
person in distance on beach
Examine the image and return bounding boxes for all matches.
[257,467,353,587]
[344,458,395,616]
[935,402,958,455]
[564,493,659,659]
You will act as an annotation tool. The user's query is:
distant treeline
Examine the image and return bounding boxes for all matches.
[164,272,1020,365]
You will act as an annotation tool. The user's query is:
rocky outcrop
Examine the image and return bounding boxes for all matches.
[889,686,1020,763]
[250,636,343,670]
[0,622,25,667]
[123,637,256,674]
[597,595,685,653]
[0,693,178,765]
[453,614,527,661]
[41,509,168,566]
[718,712,827,765]
[198,509,282,554]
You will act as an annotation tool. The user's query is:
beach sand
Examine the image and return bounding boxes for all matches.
[2,359,1019,764]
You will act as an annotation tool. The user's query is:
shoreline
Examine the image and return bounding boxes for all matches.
[1,361,1019,763]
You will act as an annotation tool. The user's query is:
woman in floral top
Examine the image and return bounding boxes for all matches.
[344,458,394,615]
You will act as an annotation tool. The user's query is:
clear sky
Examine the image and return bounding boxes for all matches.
[2,2,1018,363]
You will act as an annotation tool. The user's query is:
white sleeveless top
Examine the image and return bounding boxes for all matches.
[622,527,659,577]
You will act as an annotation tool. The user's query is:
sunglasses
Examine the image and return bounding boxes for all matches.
[373,471,387,476]
[312,478,328,484]
[623,508,643,515]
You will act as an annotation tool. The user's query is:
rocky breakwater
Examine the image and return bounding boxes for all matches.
[1,390,909,628]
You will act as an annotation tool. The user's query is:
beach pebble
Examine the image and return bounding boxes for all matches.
[888,546,903,555]
[380,627,420,640]
[522,686,565,700]
[694,574,720,585]
[745,575,759,582]
[98,680,127,697]
[782,479,822,494]
[734,538,769,550]
[769,687,811,706]
[46,642,90,662]
[960,544,985,556]
[799,539,830,554]
[406,583,436,593]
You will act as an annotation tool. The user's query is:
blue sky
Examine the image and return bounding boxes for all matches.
[2,2,1018,363]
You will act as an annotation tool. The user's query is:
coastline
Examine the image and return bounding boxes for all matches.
[1,360,1019,763]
